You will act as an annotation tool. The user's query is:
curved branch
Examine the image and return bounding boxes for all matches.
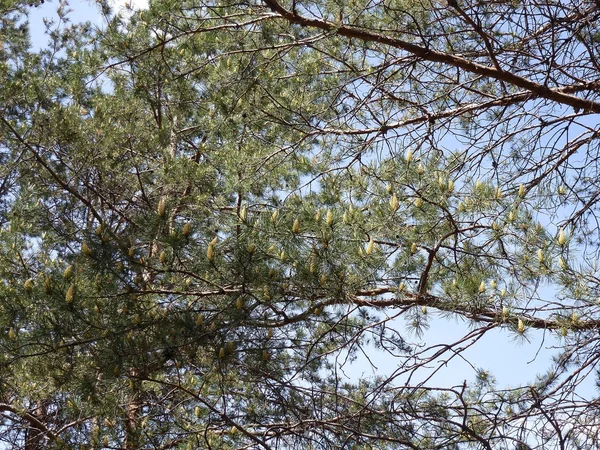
[262,0,600,113]
[0,403,57,444]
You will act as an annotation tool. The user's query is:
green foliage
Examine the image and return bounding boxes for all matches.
[1,0,600,448]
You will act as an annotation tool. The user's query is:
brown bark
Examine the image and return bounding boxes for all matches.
[124,369,141,450]
[0,401,53,450]
[262,0,600,114]
[24,401,48,450]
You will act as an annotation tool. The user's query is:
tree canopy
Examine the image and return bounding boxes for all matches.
[1,0,600,448]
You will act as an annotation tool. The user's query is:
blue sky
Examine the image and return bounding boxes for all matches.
[28,0,148,49]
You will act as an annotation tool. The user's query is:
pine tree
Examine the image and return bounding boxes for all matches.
[1,0,600,448]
